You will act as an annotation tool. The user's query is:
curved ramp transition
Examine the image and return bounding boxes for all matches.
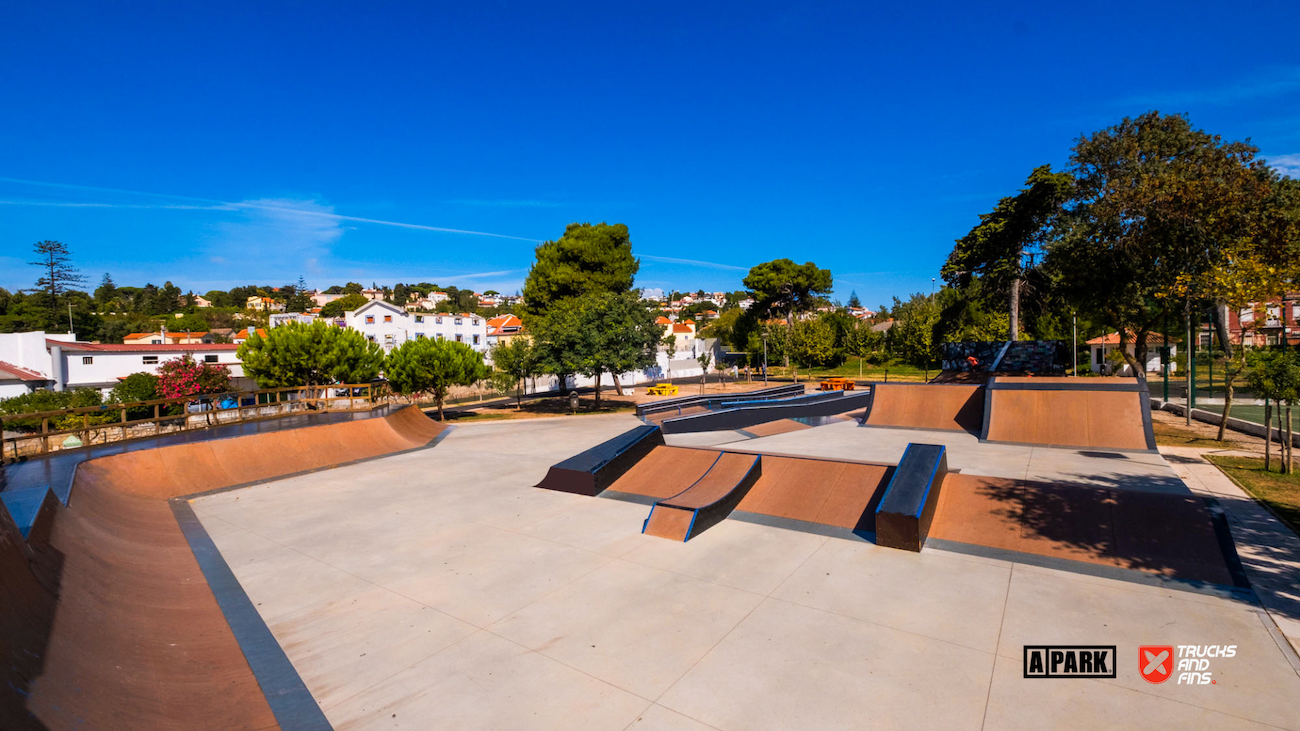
[0,405,446,731]
[863,383,984,433]
[643,452,762,541]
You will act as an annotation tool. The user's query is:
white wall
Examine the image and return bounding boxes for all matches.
[60,349,246,393]
[345,302,489,353]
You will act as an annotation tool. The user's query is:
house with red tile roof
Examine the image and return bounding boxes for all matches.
[485,314,524,347]
[1086,332,1179,375]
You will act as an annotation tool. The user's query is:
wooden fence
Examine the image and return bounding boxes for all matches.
[1,384,380,464]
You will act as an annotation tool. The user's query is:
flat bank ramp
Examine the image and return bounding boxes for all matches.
[863,383,984,433]
[981,376,1155,452]
[642,453,762,541]
[735,455,893,531]
[928,473,1241,586]
[662,390,873,435]
[0,405,448,731]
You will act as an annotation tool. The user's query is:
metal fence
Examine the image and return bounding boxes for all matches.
[1,384,380,463]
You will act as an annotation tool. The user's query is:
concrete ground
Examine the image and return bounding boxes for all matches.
[192,414,1300,730]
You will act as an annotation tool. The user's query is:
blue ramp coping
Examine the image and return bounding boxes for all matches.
[661,390,874,435]
[535,424,665,496]
[704,390,848,411]
[874,443,949,552]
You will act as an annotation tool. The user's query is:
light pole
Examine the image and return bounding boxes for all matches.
[762,331,768,385]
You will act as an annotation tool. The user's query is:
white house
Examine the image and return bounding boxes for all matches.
[1087,332,1178,376]
[344,300,488,353]
[311,291,346,308]
[0,331,249,395]
[270,313,316,328]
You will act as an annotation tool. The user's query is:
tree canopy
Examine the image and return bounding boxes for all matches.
[320,293,369,318]
[532,291,663,403]
[521,222,638,321]
[386,337,489,420]
[237,320,384,387]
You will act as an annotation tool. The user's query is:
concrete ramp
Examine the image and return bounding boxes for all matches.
[863,383,984,433]
[0,405,448,731]
[980,377,1156,452]
[642,453,762,541]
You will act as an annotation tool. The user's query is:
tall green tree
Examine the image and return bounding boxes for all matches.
[742,259,833,366]
[29,240,87,328]
[521,222,638,321]
[1047,112,1269,380]
[237,321,384,388]
[942,165,1073,340]
[320,293,369,318]
[533,292,663,404]
[791,317,837,369]
[386,337,489,420]
[95,273,118,311]
[286,276,314,312]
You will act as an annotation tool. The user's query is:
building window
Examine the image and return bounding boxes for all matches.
[472,319,479,326]
[437,334,444,340]
[384,315,392,323]
[455,318,463,325]
[365,315,374,324]
[143,355,159,365]
[150,339,162,344]
[473,334,481,345]
[204,355,218,363]
[367,335,376,342]
[435,316,443,324]
[415,332,425,339]
[415,315,424,323]
[82,356,93,365]
[456,334,463,342]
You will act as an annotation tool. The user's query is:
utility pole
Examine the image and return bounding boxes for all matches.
[762,332,768,385]
[1072,311,1077,377]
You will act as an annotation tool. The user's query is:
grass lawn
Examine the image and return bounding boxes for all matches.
[432,395,638,422]
[1151,419,1240,449]
[1205,454,1300,536]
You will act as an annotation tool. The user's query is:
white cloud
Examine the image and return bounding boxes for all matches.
[640,254,749,272]
[1264,153,1300,178]
[204,198,344,282]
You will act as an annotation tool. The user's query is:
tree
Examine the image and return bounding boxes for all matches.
[157,355,231,399]
[319,293,369,318]
[237,321,384,388]
[942,165,1073,340]
[521,222,638,320]
[791,317,838,369]
[285,276,313,312]
[893,293,940,378]
[489,337,538,409]
[29,240,87,328]
[1048,112,1269,381]
[663,334,678,380]
[696,352,712,394]
[533,292,664,405]
[1249,350,1299,474]
[343,282,364,295]
[743,259,833,366]
[95,273,118,311]
[110,372,160,419]
[390,283,410,306]
[847,291,862,309]
[386,337,489,420]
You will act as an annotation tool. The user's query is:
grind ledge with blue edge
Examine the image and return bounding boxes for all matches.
[874,443,948,552]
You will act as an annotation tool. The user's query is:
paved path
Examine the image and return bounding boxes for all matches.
[189,416,1300,730]
[1161,445,1300,658]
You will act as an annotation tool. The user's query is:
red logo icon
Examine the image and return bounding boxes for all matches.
[1140,646,1174,684]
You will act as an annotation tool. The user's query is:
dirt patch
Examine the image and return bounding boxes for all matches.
[1151,409,1265,453]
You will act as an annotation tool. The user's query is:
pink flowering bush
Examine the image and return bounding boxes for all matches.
[157,355,232,399]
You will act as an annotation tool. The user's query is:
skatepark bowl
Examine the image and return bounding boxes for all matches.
[3,380,1300,730]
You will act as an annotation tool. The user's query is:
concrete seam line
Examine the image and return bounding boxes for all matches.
[1254,609,1300,676]
[170,498,334,731]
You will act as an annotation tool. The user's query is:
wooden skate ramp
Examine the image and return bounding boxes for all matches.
[643,453,762,541]
[606,446,724,500]
[929,474,1239,586]
[981,377,1156,452]
[863,383,984,433]
[735,455,893,531]
[0,405,448,730]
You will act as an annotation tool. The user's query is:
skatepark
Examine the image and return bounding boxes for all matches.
[3,379,1300,730]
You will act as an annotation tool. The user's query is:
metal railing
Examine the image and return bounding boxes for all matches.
[1,384,380,463]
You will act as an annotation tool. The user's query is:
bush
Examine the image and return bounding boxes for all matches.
[157,355,231,399]
[0,388,114,432]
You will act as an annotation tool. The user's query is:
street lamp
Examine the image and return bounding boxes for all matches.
[762,331,768,385]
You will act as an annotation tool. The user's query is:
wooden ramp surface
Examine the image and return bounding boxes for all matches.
[929,474,1234,585]
[736,455,893,530]
[643,453,761,541]
[983,388,1151,451]
[0,406,447,730]
[864,383,984,433]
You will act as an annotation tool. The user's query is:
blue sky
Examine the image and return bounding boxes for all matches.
[3,1,1298,307]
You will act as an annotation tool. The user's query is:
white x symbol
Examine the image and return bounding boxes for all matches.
[1144,650,1170,675]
